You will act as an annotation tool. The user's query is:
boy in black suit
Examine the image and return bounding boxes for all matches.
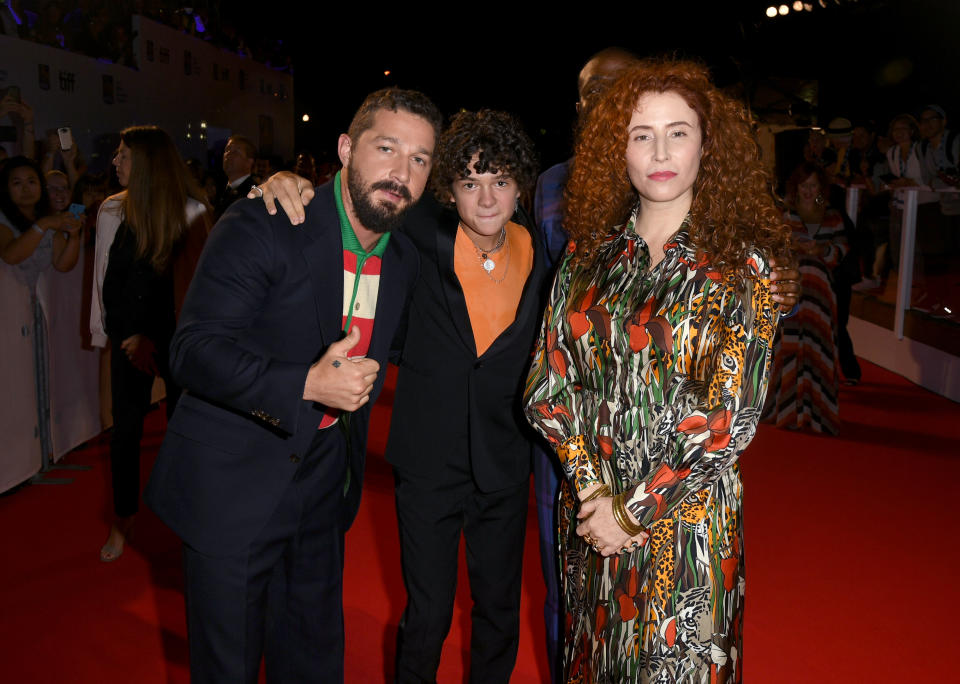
[387,110,545,683]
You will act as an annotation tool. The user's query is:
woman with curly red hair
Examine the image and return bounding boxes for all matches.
[524,59,790,682]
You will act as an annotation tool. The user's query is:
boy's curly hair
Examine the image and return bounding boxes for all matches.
[431,109,539,201]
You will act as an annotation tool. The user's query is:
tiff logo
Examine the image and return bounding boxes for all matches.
[58,71,75,92]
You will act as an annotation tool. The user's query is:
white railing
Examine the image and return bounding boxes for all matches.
[846,186,960,401]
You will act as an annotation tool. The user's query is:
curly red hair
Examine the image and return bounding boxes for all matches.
[565,59,790,276]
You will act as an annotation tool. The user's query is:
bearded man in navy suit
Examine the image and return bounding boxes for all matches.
[145,89,441,684]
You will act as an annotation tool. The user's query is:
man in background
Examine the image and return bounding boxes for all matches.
[215,134,257,219]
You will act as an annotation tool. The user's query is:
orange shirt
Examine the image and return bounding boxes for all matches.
[454,220,534,356]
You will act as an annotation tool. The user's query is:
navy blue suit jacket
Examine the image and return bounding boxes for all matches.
[145,182,419,557]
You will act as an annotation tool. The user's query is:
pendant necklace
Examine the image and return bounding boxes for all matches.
[464,224,509,283]
[473,226,506,271]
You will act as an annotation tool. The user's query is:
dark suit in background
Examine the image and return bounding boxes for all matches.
[145,182,419,683]
[387,198,549,683]
[214,174,256,221]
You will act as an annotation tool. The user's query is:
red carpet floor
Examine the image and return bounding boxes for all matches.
[1,360,958,682]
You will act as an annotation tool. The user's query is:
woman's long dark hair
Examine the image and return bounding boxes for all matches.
[0,156,51,232]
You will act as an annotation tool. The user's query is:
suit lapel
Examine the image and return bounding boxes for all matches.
[295,183,343,348]
[435,212,477,355]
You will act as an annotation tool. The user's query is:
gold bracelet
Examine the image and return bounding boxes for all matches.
[580,483,610,504]
[611,493,646,536]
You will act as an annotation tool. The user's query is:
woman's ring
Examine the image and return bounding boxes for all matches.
[583,534,596,546]
[297,179,303,195]
[252,185,264,198]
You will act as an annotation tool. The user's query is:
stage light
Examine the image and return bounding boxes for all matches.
[766,6,778,16]
[793,1,803,10]
[384,70,391,76]
[302,114,310,123]
[200,121,207,129]
[779,4,789,15]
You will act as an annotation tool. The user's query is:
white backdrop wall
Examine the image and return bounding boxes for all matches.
[0,245,102,493]
[38,248,102,460]
[0,263,43,492]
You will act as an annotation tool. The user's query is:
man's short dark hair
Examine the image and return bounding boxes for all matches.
[430,109,539,202]
[228,135,257,160]
[347,88,443,143]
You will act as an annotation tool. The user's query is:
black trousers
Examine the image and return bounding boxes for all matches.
[832,280,862,382]
[182,427,348,684]
[108,336,178,518]
[393,451,528,684]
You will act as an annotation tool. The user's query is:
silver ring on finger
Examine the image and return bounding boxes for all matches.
[252,185,264,198]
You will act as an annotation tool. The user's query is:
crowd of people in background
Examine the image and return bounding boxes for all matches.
[799,107,958,311]
[761,104,959,436]
[0,0,292,71]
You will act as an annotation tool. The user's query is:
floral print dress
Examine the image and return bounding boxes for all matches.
[524,212,779,683]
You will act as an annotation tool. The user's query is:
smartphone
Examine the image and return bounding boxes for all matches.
[68,203,85,219]
[58,126,73,151]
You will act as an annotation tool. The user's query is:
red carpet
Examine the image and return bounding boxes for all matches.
[1,360,957,682]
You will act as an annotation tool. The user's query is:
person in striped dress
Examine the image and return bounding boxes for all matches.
[765,162,846,434]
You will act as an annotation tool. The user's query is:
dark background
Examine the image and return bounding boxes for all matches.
[225,0,958,168]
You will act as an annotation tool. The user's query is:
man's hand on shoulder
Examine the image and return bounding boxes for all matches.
[249,171,315,225]
[303,327,380,411]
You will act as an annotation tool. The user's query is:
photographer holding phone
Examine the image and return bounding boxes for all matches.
[41,126,85,189]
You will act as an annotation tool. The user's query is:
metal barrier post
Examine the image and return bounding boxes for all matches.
[894,189,918,340]
[845,185,860,227]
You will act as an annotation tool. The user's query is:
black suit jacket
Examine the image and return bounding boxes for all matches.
[214,175,256,221]
[385,197,550,491]
[145,181,419,557]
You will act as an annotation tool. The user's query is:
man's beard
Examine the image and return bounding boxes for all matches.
[346,161,414,234]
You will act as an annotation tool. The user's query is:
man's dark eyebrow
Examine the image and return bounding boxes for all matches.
[373,135,432,157]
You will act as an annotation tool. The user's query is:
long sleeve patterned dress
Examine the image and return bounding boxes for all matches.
[524,212,779,683]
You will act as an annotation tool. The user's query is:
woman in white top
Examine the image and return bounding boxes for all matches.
[884,113,936,274]
[885,114,924,190]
